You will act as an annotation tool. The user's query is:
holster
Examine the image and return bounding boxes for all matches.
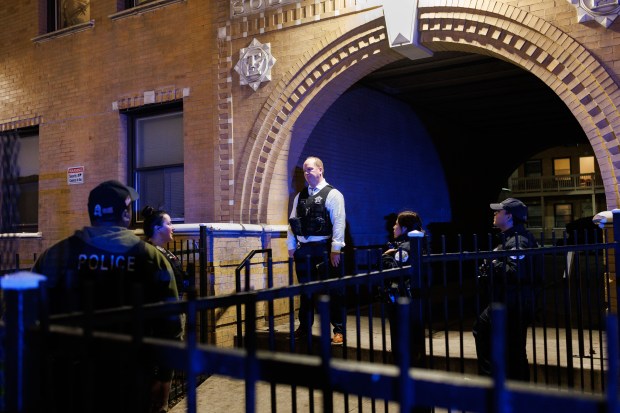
[289,217,303,236]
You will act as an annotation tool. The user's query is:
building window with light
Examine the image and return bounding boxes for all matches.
[579,155,596,186]
[47,0,91,31]
[553,157,571,176]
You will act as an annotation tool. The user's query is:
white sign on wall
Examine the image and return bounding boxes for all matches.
[67,166,84,185]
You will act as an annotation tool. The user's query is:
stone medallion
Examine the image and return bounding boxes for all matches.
[234,38,277,91]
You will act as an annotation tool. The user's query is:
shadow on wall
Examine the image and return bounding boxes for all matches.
[289,85,452,249]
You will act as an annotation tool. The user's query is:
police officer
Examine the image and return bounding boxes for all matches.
[33,180,182,413]
[381,211,423,358]
[287,156,346,345]
[472,197,539,381]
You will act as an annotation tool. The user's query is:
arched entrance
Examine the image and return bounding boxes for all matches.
[237,2,620,224]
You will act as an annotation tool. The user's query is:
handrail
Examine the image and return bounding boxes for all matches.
[234,249,273,348]
[509,173,603,194]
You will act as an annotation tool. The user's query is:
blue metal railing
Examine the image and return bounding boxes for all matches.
[2,211,620,411]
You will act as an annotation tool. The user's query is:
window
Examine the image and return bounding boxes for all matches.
[128,105,184,223]
[47,0,91,31]
[111,0,184,19]
[527,204,542,227]
[579,156,595,174]
[524,160,542,177]
[579,155,596,186]
[554,203,572,228]
[0,128,39,233]
[125,0,158,7]
[553,158,571,176]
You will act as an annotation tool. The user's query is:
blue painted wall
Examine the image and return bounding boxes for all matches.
[290,85,451,247]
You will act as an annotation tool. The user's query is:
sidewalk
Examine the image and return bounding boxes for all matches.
[170,315,605,412]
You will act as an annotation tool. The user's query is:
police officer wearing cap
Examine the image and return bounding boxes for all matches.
[33,180,182,413]
[472,197,539,381]
[287,156,346,345]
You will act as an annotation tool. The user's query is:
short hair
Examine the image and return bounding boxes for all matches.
[141,206,168,239]
[305,156,324,172]
[397,211,423,232]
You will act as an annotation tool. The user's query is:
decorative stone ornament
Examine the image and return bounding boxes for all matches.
[566,0,620,28]
[234,38,276,91]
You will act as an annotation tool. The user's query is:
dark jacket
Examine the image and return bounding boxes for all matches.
[32,226,182,339]
[382,235,412,268]
[381,235,413,303]
[154,244,189,297]
[488,225,539,306]
[32,226,183,412]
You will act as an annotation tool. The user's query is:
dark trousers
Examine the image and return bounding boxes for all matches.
[294,242,344,334]
[473,304,531,381]
[386,299,430,413]
[386,303,426,368]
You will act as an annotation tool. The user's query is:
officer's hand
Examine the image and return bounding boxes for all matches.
[288,249,296,258]
[330,252,340,267]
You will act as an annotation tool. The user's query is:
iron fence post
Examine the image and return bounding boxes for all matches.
[409,230,426,369]
[244,294,257,413]
[491,303,508,413]
[606,314,618,413]
[1,272,46,413]
[199,224,208,343]
[396,297,413,412]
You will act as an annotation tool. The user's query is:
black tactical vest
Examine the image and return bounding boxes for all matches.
[296,185,334,236]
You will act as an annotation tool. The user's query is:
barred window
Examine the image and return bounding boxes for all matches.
[0,128,39,233]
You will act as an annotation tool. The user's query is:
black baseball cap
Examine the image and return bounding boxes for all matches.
[88,180,139,222]
[490,198,528,223]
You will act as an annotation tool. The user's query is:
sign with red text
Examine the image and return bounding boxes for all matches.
[67,166,84,185]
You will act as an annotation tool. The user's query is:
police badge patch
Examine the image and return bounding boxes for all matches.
[394,250,409,263]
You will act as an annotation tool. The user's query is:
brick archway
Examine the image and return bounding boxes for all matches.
[238,2,620,224]
[236,19,402,224]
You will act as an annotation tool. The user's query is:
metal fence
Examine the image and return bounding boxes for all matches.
[2,214,620,412]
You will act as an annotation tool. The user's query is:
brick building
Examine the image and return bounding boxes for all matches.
[3,0,620,283]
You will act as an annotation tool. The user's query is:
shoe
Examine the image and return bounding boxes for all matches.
[288,328,307,340]
[331,333,344,345]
